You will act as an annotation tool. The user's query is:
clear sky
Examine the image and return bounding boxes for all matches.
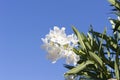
[0,0,114,80]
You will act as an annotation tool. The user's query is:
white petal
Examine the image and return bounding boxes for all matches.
[65,51,80,65]
[46,46,61,63]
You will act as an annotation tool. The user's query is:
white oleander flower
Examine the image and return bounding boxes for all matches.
[46,26,69,45]
[65,50,80,65]
[41,38,62,63]
[41,26,80,65]
[46,45,61,63]
[68,34,78,47]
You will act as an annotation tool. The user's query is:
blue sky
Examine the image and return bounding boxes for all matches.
[0,0,114,80]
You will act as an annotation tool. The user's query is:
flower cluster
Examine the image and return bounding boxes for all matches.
[41,26,80,65]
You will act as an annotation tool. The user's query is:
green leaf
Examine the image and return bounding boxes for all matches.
[78,49,86,55]
[72,26,87,50]
[98,27,107,55]
[109,19,120,33]
[108,0,120,10]
[114,47,120,80]
[65,60,94,76]
[87,33,93,46]
[88,51,103,67]
[90,30,117,51]
[82,33,92,50]
[114,60,119,80]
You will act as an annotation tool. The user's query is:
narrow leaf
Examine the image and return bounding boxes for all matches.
[65,60,94,76]
[108,0,120,10]
[114,60,119,80]
[72,26,87,50]
[89,51,103,67]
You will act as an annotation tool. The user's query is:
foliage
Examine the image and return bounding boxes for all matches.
[64,0,120,80]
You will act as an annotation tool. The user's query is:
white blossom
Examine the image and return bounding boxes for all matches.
[65,50,80,65]
[41,26,80,65]
[68,34,79,47]
[46,26,69,45]
[41,43,61,63]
